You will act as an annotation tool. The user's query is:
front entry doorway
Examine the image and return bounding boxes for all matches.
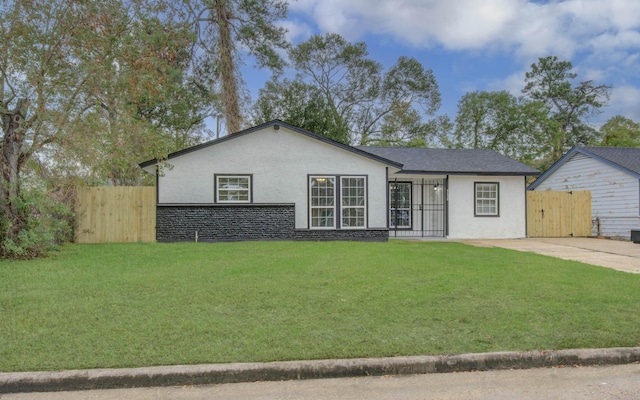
[389,179,446,238]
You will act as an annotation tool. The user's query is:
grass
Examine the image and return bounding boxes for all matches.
[1,240,639,372]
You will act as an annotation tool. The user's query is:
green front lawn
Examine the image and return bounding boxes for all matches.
[1,241,639,372]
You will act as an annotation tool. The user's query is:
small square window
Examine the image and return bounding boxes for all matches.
[475,182,499,217]
[216,175,251,203]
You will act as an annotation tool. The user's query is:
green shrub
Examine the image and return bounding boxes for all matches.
[0,187,73,259]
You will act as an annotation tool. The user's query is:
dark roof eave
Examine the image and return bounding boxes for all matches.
[356,146,540,177]
[396,170,540,176]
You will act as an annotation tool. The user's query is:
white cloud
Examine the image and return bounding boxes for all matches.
[560,0,640,32]
[588,30,640,54]
[278,20,314,43]
[288,0,640,123]
[507,2,577,58]
[488,72,527,96]
[580,67,608,83]
[289,0,366,40]
[606,85,640,122]
[290,0,522,48]
[290,0,640,58]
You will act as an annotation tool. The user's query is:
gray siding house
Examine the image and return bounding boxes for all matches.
[528,146,640,238]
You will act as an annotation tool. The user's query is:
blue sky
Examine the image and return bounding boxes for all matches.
[237,0,640,133]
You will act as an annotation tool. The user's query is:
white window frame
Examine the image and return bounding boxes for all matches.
[341,176,367,229]
[215,175,252,203]
[309,175,368,229]
[474,182,499,217]
[309,176,336,229]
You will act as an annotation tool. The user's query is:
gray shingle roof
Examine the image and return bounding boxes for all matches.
[357,146,539,176]
[580,146,640,175]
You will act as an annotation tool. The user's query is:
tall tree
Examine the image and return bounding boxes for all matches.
[0,0,205,257]
[257,33,440,145]
[377,101,434,147]
[67,10,211,186]
[1,0,101,257]
[189,0,289,134]
[251,78,349,143]
[522,56,611,161]
[450,90,550,164]
[453,91,501,149]
[600,115,640,147]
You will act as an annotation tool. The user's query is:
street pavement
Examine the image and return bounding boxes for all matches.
[3,363,640,400]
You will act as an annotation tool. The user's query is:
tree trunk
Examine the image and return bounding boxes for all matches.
[0,101,28,249]
[215,0,242,134]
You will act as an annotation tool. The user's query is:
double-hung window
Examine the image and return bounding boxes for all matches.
[310,177,336,228]
[341,177,366,228]
[474,182,499,216]
[309,176,367,229]
[216,175,251,203]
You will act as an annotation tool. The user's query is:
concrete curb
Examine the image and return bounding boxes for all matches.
[2,347,640,394]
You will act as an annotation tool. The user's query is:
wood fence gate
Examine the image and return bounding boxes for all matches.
[75,186,156,243]
[527,191,591,238]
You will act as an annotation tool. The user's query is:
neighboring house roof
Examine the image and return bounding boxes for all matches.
[139,120,403,171]
[357,146,540,176]
[528,146,640,190]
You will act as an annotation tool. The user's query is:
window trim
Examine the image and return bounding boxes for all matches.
[389,181,412,230]
[309,176,337,229]
[308,175,368,230]
[340,176,367,229]
[474,182,499,217]
[215,174,253,203]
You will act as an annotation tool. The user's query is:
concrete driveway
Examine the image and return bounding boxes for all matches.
[463,238,640,274]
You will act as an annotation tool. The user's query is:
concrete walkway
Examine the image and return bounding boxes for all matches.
[463,238,640,274]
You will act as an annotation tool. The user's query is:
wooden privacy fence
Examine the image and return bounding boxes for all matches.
[75,186,156,243]
[527,190,591,238]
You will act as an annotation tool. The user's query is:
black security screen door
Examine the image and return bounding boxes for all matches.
[389,179,446,238]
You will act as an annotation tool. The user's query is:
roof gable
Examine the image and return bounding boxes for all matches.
[529,146,640,190]
[139,120,403,171]
[357,146,539,176]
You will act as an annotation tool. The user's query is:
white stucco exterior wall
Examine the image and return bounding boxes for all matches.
[447,175,528,239]
[157,126,392,229]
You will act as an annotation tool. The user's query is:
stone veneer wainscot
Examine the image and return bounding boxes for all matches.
[156,204,388,242]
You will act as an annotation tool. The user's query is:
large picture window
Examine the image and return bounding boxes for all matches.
[475,182,499,216]
[389,182,412,229]
[216,175,251,203]
[309,176,367,229]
